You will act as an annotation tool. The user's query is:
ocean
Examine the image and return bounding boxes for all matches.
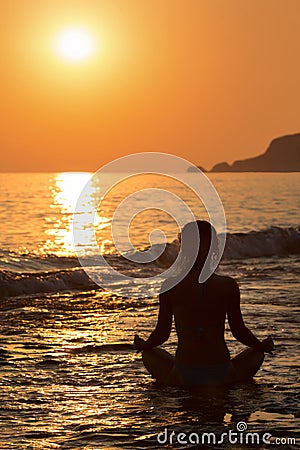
[0,172,299,449]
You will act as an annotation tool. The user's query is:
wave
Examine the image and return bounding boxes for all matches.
[0,268,94,299]
[69,343,134,353]
[0,227,299,298]
[223,226,300,259]
[155,226,300,264]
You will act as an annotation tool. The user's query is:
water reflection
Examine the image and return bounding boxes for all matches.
[42,172,205,258]
[44,172,94,256]
[53,172,92,213]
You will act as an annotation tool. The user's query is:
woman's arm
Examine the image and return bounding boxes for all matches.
[227,278,273,353]
[134,292,173,351]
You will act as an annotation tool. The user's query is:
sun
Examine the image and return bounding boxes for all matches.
[54,28,95,62]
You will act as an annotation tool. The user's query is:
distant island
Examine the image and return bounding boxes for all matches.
[211,133,300,172]
[188,133,300,173]
[187,165,207,173]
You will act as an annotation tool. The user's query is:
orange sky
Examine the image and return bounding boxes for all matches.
[1,0,300,172]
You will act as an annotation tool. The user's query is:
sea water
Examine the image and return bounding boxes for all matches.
[0,172,299,449]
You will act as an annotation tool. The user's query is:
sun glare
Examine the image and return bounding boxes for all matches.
[55,28,96,62]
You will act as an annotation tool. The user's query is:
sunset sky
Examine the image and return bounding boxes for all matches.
[1,0,300,172]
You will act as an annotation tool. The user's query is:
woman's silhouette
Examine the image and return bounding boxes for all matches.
[134,220,274,386]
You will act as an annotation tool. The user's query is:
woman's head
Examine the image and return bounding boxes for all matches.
[179,220,219,274]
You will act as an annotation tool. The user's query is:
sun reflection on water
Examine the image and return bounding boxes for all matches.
[42,172,103,256]
[53,172,92,213]
[41,171,205,258]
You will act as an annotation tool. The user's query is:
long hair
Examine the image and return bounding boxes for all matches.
[179,220,219,276]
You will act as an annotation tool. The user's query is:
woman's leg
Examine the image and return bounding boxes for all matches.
[142,340,267,386]
[227,338,273,384]
[230,347,265,383]
[142,348,182,385]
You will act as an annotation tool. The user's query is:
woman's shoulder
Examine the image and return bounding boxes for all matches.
[210,273,238,291]
[160,273,239,296]
[160,276,179,294]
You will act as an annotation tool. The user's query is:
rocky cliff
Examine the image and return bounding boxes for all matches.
[211,133,300,172]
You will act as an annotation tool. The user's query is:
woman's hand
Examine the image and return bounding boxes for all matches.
[134,334,147,351]
[261,336,274,354]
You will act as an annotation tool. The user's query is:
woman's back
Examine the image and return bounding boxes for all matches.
[170,273,231,366]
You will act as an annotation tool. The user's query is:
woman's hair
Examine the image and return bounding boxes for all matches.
[179,220,219,273]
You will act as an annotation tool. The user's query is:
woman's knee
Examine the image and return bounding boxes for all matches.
[141,348,175,381]
[231,349,265,381]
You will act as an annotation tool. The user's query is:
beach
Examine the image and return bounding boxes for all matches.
[0,172,299,449]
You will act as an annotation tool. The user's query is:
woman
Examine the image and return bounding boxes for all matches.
[134,220,274,387]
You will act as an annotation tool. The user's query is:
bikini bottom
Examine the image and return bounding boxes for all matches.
[175,361,230,386]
